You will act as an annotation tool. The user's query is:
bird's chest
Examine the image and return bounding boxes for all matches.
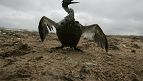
[57,21,81,34]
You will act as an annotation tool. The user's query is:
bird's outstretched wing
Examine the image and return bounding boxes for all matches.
[38,16,58,42]
[81,24,108,52]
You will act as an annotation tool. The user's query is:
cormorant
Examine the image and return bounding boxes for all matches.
[38,0,108,52]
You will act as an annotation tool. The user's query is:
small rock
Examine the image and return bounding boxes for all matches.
[107,61,114,65]
[35,56,43,60]
[5,57,17,62]
[2,33,6,35]
[17,38,21,40]
[85,62,96,67]
[123,44,126,48]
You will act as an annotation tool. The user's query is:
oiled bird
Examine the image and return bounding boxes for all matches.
[38,0,108,52]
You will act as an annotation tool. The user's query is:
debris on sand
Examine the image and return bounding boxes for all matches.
[0,41,31,58]
[131,44,140,49]
[109,44,120,50]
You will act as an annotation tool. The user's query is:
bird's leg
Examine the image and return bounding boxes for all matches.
[73,47,83,52]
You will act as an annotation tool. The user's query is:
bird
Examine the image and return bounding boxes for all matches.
[38,0,108,52]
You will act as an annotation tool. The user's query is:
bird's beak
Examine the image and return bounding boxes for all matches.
[71,2,79,4]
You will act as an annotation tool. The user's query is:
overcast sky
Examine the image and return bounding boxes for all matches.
[0,0,143,35]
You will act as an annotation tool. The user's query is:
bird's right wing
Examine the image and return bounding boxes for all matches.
[81,24,108,52]
[38,16,58,42]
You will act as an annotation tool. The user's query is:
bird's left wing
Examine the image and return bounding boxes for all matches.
[81,24,108,52]
[38,16,58,42]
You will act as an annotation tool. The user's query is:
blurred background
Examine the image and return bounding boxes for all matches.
[0,0,143,35]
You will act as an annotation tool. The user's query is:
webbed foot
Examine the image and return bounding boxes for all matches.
[51,45,64,50]
[73,47,84,52]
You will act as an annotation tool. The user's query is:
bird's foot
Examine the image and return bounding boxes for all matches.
[51,46,64,50]
[49,46,64,53]
[73,47,84,52]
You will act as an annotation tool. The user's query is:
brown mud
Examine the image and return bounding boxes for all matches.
[0,28,143,81]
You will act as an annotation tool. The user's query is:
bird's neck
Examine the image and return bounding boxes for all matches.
[62,3,75,21]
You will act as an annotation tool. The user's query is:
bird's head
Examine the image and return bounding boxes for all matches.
[62,0,79,6]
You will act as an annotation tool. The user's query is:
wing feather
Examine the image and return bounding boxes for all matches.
[81,24,108,52]
[38,16,58,42]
